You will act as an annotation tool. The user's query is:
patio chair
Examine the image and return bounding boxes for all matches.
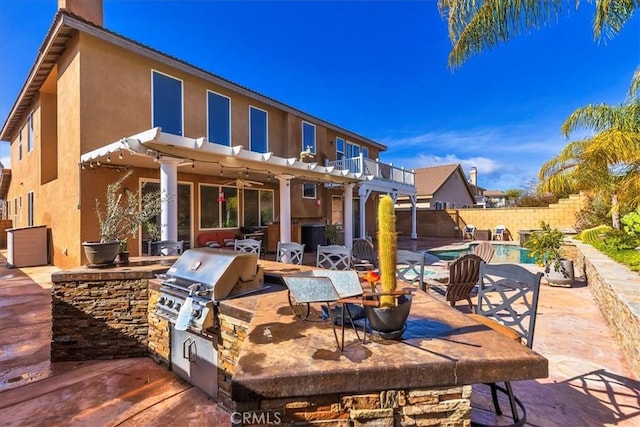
[234,238,261,257]
[473,241,495,263]
[396,249,428,292]
[352,238,378,270]
[276,241,305,265]
[493,225,506,241]
[468,263,543,427]
[316,245,353,270]
[148,240,184,256]
[444,253,483,310]
[463,224,476,240]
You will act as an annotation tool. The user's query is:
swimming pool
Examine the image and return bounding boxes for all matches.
[428,244,537,264]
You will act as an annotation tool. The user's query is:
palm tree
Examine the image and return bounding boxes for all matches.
[537,71,640,229]
[438,0,639,68]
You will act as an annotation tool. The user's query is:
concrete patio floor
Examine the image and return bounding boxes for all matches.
[0,239,638,426]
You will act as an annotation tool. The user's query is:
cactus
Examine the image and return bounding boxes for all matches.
[377,194,397,308]
[578,225,612,244]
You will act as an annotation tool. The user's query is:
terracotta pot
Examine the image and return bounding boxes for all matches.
[82,241,120,266]
[363,294,412,340]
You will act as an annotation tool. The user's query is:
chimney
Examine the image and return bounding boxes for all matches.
[469,167,477,186]
[58,0,103,26]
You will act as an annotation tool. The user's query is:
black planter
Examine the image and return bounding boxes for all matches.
[117,251,130,264]
[82,241,120,266]
[364,294,412,340]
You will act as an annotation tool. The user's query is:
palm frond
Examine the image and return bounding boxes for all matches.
[630,67,640,98]
[561,103,625,136]
[593,0,640,40]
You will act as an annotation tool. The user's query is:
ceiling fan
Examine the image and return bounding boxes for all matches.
[221,178,264,188]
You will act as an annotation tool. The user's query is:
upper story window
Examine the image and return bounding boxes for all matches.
[336,137,344,161]
[27,113,34,152]
[27,191,34,227]
[302,121,316,154]
[152,70,183,136]
[207,90,231,146]
[346,141,360,158]
[249,106,268,153]
[18,127,23,160]
[362,146,369,158]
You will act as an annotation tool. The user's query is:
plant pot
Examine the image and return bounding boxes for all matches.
[82,241,120,266]
[545,259,574,286]
[117,251,130,264]
[364,294,412,340]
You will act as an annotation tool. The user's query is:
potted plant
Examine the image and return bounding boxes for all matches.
[524,221,574,286]
[363,195,412,339]
[82,170,164,266]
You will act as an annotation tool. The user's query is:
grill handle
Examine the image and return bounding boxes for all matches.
[182,337,192,360]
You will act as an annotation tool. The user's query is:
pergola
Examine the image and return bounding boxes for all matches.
[80,127,418,249]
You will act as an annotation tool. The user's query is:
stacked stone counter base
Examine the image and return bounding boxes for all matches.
[231,386,471,426]
[50,261,172,362]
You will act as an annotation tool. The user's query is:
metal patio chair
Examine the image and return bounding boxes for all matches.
[468,263,544,427]
[148,240,184,256]
[316,245,353,270]
[444,253,483,309]
[276,241,305,265]
[396,249,428,291]
[234,238,261,257]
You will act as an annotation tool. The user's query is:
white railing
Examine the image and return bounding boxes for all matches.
[325,154,415,186]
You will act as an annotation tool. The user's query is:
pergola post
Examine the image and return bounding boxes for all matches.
[159,157,180,241]
[277,175,293,245]
[343,183,354,248]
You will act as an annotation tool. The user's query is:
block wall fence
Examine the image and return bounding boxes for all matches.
[397,193,587,240]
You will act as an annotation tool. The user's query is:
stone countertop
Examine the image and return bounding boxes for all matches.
[51,257,177,282]
[231,288,548,401]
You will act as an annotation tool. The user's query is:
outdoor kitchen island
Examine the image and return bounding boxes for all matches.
[51,256,548,426]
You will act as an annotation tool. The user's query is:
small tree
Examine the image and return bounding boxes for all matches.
[95,170,165,248]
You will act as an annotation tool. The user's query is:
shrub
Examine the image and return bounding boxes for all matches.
[578,225,613,244]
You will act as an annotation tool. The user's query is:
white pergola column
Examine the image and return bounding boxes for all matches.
[410,195,417,239]
[358,186,372,239]
[159,157,180,241]
[277,175,293,244]
[343,183,354,248]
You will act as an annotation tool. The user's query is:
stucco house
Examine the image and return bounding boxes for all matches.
[397,164,474,210]
[0,0,417,268]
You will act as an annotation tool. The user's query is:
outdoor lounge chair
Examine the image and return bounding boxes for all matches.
[444,253,483,310]
[352,238,378,270]
[463,224,476,240]
[493,225,506,241]
[473,241,495,263]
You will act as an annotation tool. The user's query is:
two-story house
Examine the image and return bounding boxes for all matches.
[0,0,416,268]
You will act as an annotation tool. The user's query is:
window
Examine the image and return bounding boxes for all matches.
[27,113,34,152]
[336,137,344,161]
[200,184,238,229]
[362,147,369,159]
[152,70,183,135]
[207,91,231,146]
[27,191,34,227]
[18,128,23,160]
[346,141,360,158]
[243,189,274,227]
[331,196,342,226]
[249,106,268,152]
[302,121,316,153]
[302,183,316,199]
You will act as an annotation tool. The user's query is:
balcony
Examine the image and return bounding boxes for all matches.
[325,154,415,187]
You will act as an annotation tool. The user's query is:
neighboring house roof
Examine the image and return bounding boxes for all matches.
[467,182,486,196]
[413,164,475,201]
[0,10,386,152]
[484,190,507,197]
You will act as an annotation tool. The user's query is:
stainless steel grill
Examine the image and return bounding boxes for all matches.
[155,248,264,332]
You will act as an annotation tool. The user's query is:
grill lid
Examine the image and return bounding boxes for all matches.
[164,248,263,301]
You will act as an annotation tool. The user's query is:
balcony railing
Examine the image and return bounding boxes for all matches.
[325,154,415,186]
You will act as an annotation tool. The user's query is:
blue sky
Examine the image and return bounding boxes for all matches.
[1,1,638,191]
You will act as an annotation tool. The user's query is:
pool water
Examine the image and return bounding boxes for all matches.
[428,244,537,264]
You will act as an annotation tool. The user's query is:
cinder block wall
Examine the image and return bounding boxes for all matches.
[397,193,587,240]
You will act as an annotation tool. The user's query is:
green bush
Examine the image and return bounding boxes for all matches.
[621,207,640,239]
[578,225,612,244]
[592,239,640,272]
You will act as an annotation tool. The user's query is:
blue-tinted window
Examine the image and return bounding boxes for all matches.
[207,91,231,146]
[302,121,316,153]
[249,106,268,152]
[362,147,369,158]
[152,71,183,135]
[27,113,34,152]
[336,137,344,161]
